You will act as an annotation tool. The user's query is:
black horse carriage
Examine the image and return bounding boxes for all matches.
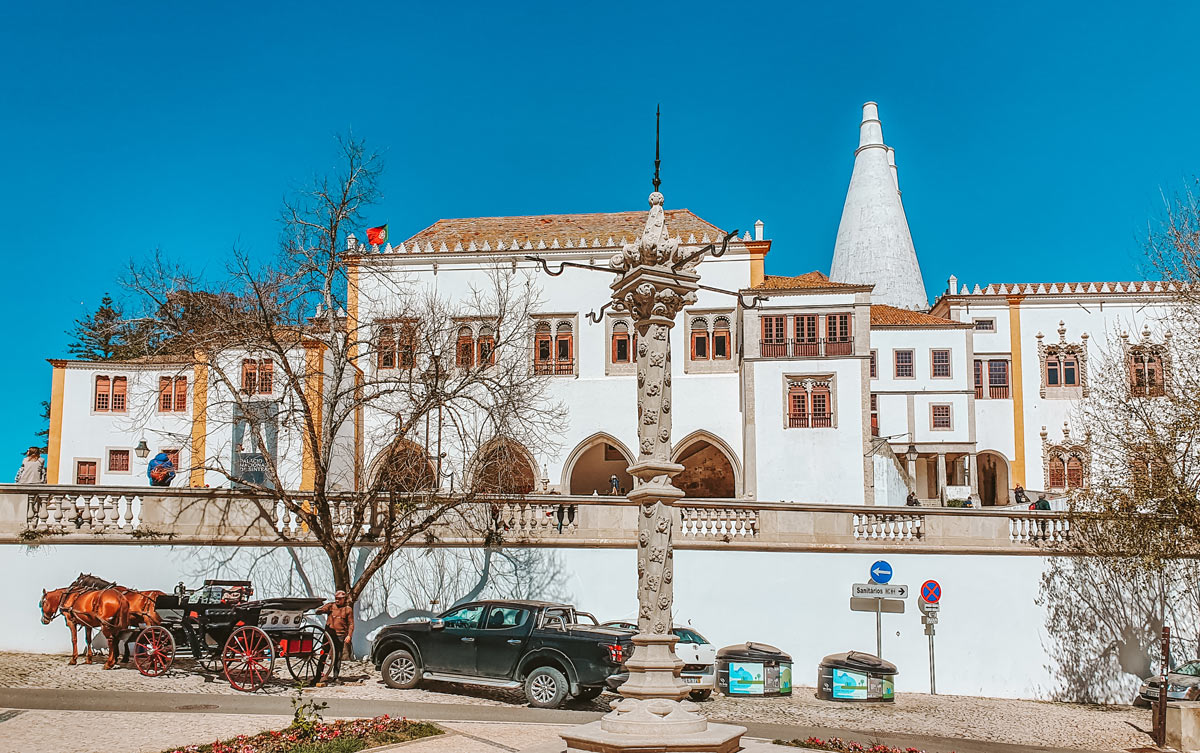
[131,579,335,692]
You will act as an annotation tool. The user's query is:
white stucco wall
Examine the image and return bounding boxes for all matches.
[2,543,1080,701]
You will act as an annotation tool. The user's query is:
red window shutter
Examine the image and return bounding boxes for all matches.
[76,461,97,485]
[1066,456,1084,489]
[159,377,173,412]
[164,449,180,469]
[457,336,475,368]
[111,377,127,412]
[241,360,256,393]
[174,377,188,412]
[258,360,273,394]
[108,449,130,472]
[478,336,496,366]
[713,330,730,359]
[556,334,572,362]
[1048,457,1065,488]
[95,376,110,412]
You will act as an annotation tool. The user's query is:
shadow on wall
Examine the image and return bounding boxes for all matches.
[177,545,572,660]
[1037,557,1200,703]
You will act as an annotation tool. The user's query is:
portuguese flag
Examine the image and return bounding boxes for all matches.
[366,224,389,245]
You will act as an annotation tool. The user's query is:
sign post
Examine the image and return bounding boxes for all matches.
[854,561,905,659]
[919,579,942,695]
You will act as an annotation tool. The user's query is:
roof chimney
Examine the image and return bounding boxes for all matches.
[829,102,928,310]
[754,219,764,241]
[948,275,958,295]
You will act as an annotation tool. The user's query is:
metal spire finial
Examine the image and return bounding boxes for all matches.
[652,105,661,193]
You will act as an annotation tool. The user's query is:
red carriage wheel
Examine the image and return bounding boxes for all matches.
[132,625,175,677]
[222,625,275,692]
[284,625,336,687]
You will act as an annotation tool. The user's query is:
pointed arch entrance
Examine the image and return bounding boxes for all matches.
[671,431,741,498]
[468,438,538,495]
[561,433,634,496]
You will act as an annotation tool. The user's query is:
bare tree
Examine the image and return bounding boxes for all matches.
[1069,182,1200,566]
[125,135,565,609]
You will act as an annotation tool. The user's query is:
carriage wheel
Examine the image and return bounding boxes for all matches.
[132,626,175,677]
[284,625,336,686]
[222,626,275,692]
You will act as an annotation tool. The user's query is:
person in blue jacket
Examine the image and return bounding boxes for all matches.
[147,452,176,487]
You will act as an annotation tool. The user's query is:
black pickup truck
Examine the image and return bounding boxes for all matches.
[370,600,632,708]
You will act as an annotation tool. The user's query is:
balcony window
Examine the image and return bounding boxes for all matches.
[794,314,819,357]
[988,360,1010,399]
[787,379,833,428]
[761,315,786,357]
[894,350,914,378]
[974,359,983,399]
[534,319,574,376]
[825,313,852,356]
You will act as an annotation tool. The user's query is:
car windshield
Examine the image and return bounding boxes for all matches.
[1175,661,1200,676]
[673,628,709,644]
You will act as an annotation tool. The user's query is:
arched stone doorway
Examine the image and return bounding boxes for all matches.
[977,451,1011,507]
[672,433,739,498]
[469,439,537,495]
[372,440,436,492]
[562,434,634,496]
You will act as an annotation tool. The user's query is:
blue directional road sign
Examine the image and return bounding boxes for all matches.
[870,560,893,584]
[921,580,942,603]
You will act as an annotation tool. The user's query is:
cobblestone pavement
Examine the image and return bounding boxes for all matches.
[0,653,1150,751]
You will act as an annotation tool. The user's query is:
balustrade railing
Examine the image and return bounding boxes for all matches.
[759,339,855,359]
[2,485,1086,554]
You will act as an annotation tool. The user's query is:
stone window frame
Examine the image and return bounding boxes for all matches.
[1041,440,1088,492]
[1036,322,1090,399]
[532,314,578,377]
[930,403,953,431]
[930,349,953,379]
[604,315,639,376]
[451,317,500,371]
[1121,327,1172,398]
[106,447,132,475]
[893,349,916,379]
[783,373,837,430]
[684,308,737,375]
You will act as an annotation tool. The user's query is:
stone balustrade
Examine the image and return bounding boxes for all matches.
[0,484,1081,554]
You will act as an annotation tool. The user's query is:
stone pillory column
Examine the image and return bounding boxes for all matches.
[559,191,748,752]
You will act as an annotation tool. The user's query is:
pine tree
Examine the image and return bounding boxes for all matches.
[67,294,124,360]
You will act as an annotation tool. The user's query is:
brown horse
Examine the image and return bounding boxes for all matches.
[61,588,131,669]
[39,588,96,665]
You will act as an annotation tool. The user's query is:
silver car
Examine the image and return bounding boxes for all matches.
[602,621,717,701]
[1136,660,1200,706]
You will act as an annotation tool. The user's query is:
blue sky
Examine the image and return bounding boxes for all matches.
[1,1,1197,464]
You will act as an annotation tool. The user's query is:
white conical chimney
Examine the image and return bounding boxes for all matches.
[829,102,928,310]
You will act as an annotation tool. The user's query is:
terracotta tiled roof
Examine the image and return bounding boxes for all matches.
[399,209,725,252]
[751,271,865,291]
[870,304,967,328]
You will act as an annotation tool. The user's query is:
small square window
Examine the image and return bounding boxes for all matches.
[894,350,915,378]
[108,449,130,472]
[931,404,952,430]
[973,319,996,331]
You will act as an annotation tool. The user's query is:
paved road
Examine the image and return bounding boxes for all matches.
[0,688,1119,753]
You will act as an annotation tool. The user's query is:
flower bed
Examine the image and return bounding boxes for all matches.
[774,736,948,753]
[162,715,441,753]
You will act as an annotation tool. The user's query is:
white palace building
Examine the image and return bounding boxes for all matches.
[43,102,1172,510]
[13,102,1182,702]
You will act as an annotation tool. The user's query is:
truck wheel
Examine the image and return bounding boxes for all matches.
[689,688,713,702]
[381,649,420,689]
[525,666,569,708]
[572,686,604,702]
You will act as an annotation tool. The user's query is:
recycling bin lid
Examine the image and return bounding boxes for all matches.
[717,642,792,662]
[819,650,898,674]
